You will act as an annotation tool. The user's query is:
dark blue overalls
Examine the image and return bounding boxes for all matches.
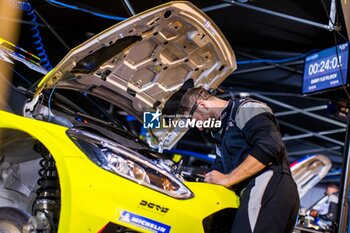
[211,98,299,233]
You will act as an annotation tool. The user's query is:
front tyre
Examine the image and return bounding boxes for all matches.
[0,207,29,233]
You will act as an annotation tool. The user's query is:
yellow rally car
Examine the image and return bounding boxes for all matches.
[0,2,239,233]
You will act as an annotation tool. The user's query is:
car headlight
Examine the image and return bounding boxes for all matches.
[106,151,151,184]
[67,129,193,199]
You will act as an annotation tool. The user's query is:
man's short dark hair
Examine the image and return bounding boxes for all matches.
[177,87,212,115]
[327,182,339,189]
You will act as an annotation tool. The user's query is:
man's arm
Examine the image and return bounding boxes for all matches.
[204,155,265,187]
[205,102,284,187]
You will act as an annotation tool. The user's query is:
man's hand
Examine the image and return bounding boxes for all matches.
[204,155,267,189]
[204,170,231,187]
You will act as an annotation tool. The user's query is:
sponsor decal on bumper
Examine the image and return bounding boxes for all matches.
[119,210,171,233]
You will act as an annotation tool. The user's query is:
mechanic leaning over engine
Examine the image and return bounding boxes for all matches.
[177,87,300,233]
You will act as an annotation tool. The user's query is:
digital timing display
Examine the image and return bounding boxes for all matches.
[302,43,349,94]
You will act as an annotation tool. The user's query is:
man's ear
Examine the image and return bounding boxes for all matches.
[197,99,209,110]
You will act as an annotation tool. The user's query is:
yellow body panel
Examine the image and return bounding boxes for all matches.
[0,110,239,233]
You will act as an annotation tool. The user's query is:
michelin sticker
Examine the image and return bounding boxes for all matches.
[119,210,171,233]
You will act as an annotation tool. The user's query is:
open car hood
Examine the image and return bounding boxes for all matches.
[291,154,332,199]
[33,1,236,149]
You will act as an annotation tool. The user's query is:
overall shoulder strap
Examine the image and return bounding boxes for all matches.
[228,97,256,124]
